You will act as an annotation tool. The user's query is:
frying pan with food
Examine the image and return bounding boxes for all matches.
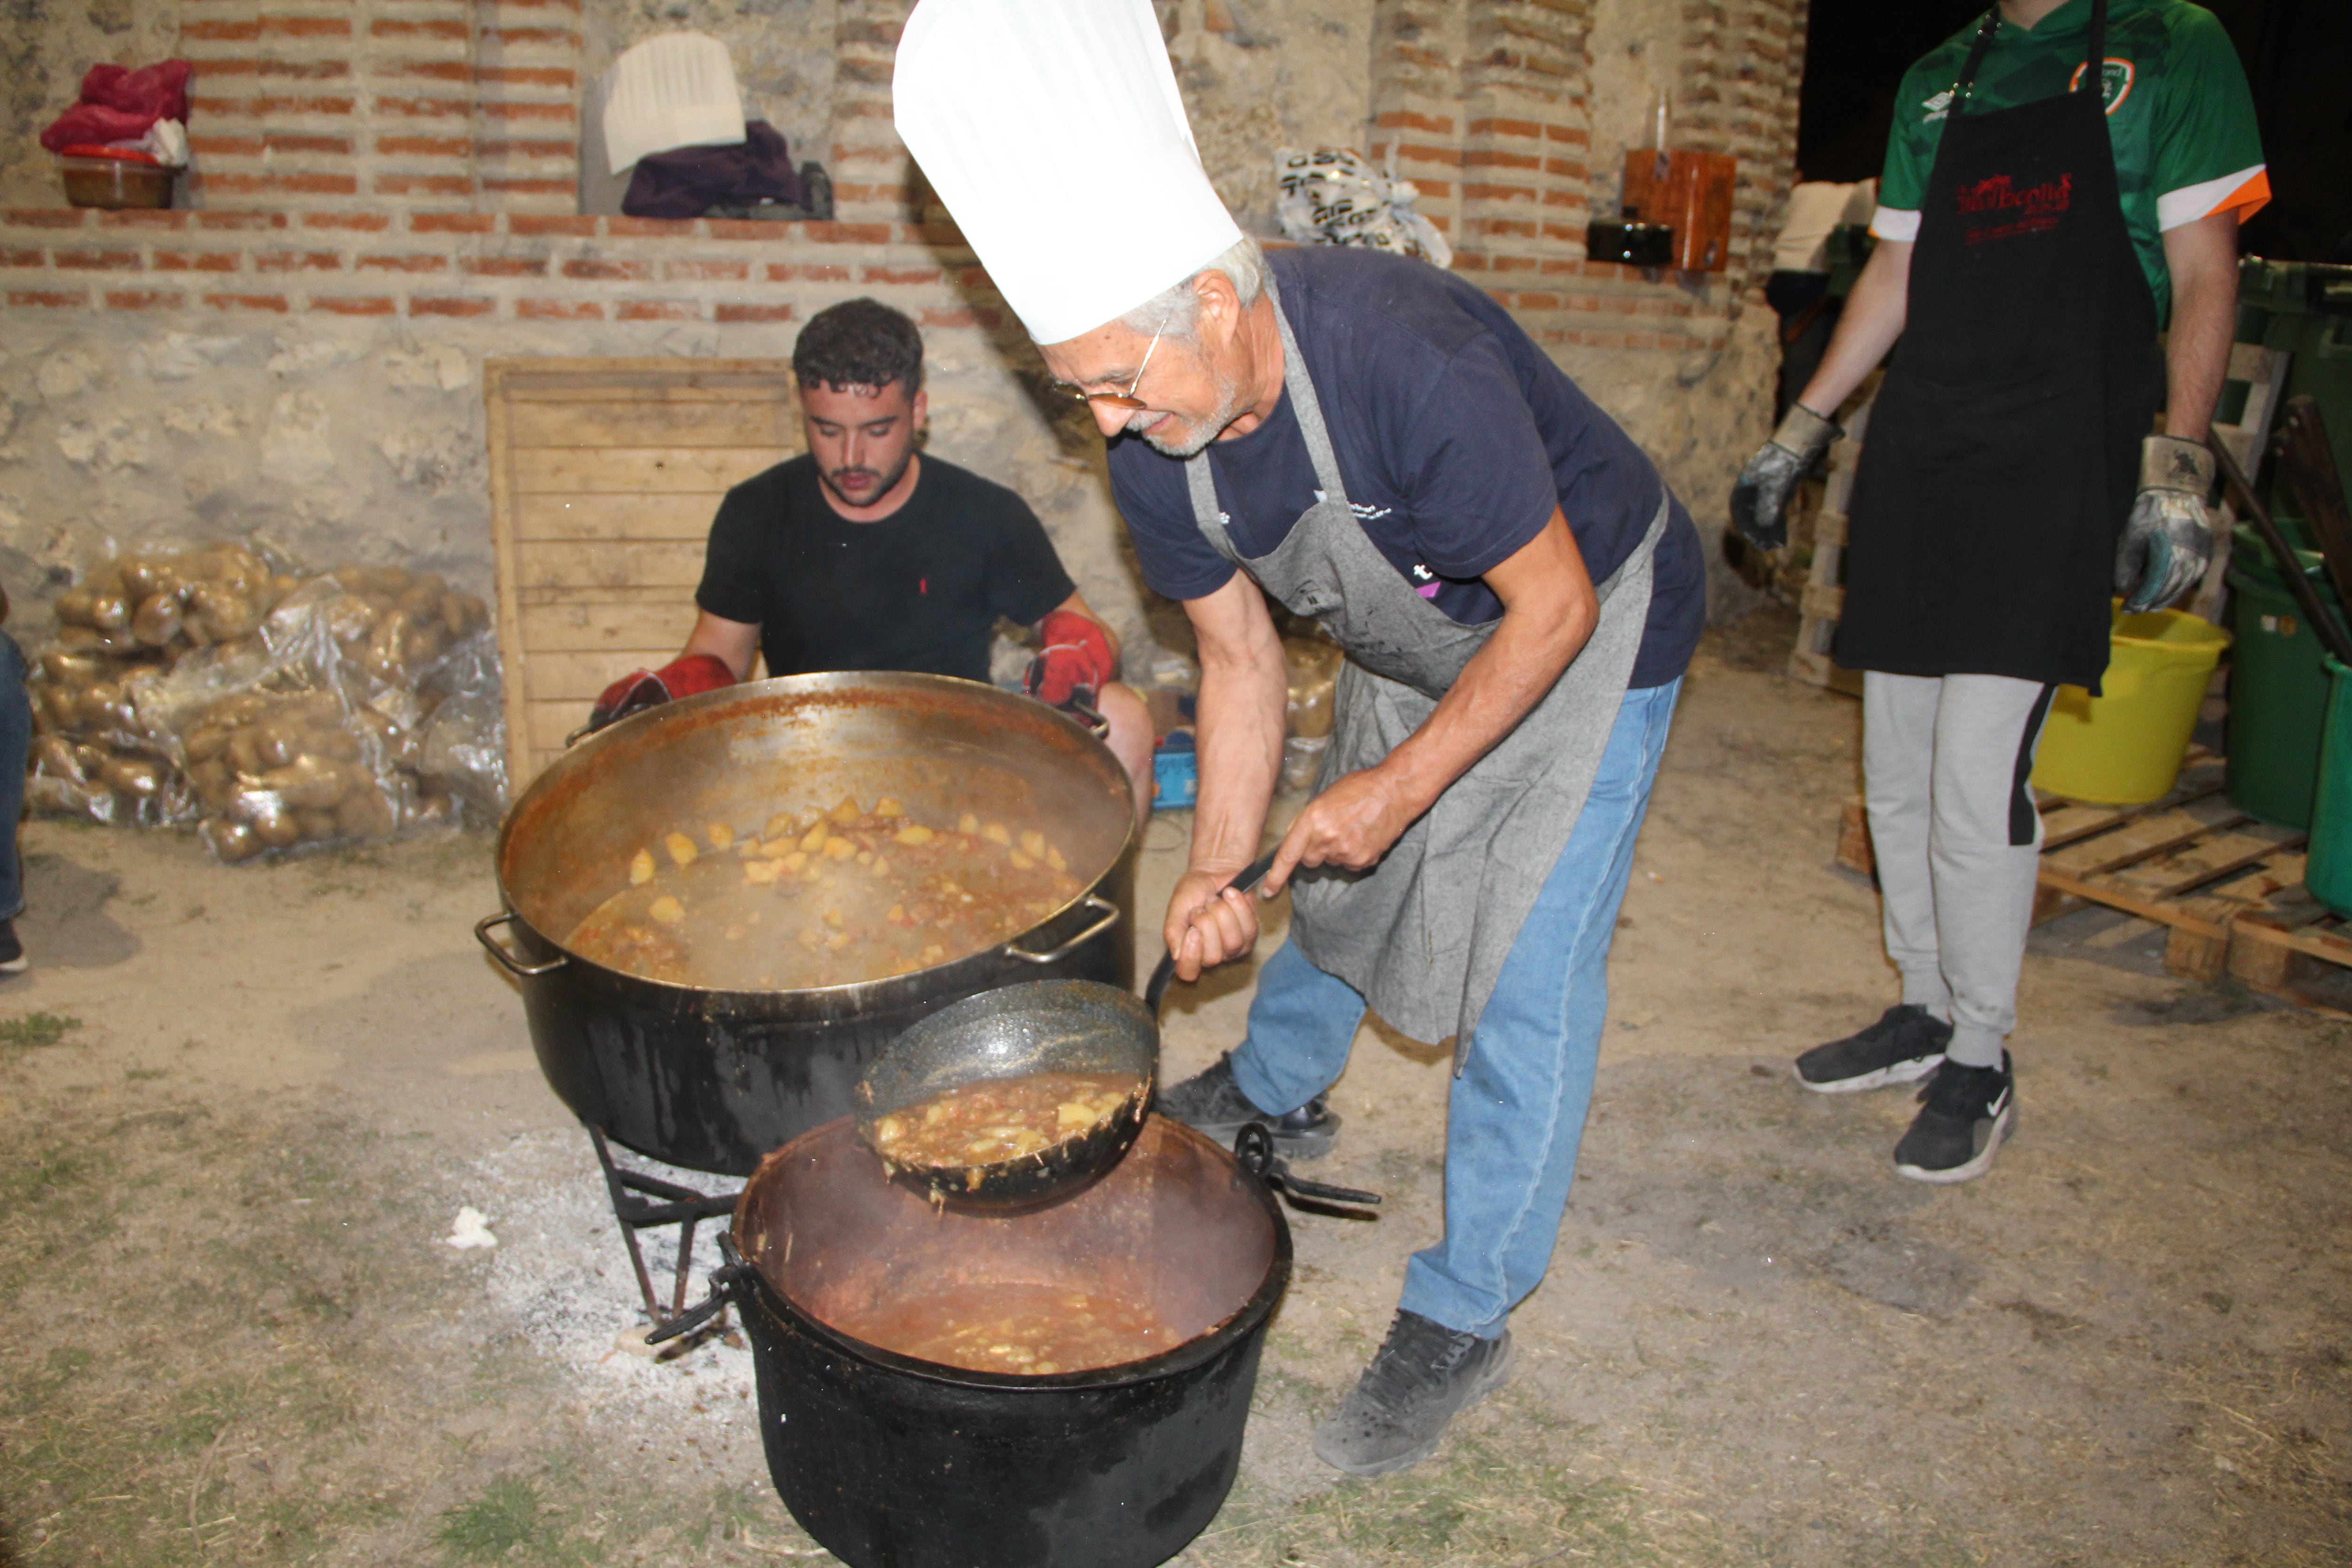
[855,977,1160,1210]
[855,853,1275,1209]
[856,852,1382,1214]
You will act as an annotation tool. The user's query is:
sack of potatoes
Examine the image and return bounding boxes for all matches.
[27,541,495,859]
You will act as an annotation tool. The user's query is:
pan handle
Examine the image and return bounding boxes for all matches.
[1002,893,1120,966]
[1143,850,1280,1015]
[475,911,567,978]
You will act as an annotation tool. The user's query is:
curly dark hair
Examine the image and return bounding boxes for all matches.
[793,297,924,394]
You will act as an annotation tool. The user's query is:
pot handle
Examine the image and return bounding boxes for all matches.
[1233,1122,1383,1212]
[475,911,567,978]
[1143,851,1279,1016]
[1002,893,1120,966]
[645,1258,753,1346]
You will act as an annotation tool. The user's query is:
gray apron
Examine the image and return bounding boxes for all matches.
[1184,277,1668,1066]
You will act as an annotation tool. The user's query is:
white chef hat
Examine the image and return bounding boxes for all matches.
[894,0,1244,346]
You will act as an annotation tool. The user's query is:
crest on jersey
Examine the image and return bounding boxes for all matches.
[2068,57,2135,113]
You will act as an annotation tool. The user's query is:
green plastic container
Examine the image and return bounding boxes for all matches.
[2225,527,2343,830]
[2236,257,2352,517]
[2311,655,2352,919]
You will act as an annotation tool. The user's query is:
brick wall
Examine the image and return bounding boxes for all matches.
[0,0,1804,640]
[179,0,583,215]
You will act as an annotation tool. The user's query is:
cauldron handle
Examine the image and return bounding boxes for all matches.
[1143,851,1280,1016]
[1002,893,1121,966]
[476,911,566,978]
[1232,1122,1383,1211]
[646,1234,753,1346]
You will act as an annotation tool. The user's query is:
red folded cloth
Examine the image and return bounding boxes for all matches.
[41,60,192,153]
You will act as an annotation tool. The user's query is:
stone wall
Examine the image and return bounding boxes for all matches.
[0,0,1804,653]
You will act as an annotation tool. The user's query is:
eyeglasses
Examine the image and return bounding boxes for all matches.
[1057,317,1165,410]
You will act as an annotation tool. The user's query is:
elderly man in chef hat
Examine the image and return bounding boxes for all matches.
[898,0,1706,1477]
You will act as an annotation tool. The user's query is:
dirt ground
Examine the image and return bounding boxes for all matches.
[2,604,2348,1568]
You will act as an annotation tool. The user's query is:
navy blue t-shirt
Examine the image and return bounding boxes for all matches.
[1106,247,1703,689]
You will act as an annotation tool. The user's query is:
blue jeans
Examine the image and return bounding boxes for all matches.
[0,631,25,921]
[1230,678,1681,1338]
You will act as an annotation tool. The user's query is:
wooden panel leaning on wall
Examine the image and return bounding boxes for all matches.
[484,358,800,789]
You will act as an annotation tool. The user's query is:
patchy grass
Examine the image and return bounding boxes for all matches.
[1192,1427,1757,1568]
[0,1010,80,1050]
[438,1474,552,1561]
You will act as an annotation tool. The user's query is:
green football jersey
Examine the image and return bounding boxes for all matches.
[1871,0,2267,321]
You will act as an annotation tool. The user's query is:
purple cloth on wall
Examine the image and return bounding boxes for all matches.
[622,120,808,219]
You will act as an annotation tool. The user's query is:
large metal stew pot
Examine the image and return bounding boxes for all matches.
[478,673,1137,1176]
[710,1113,1289,1568]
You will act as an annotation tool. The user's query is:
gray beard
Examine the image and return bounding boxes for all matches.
[1129,370,1251,459]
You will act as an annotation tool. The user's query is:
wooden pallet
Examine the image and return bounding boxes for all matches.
[1834,754,2352,1014]
[484,358,800,790]
[1785,382,1874,696]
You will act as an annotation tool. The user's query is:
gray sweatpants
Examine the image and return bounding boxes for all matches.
[1862,672,2055,1068]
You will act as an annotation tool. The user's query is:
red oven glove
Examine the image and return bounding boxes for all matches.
[1024,610,1116,710]
[590,653,736,732]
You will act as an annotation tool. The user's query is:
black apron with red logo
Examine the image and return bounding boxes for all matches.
[1835,0,2161,693]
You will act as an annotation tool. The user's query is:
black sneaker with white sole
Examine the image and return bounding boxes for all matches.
[1312,1309,1515,1478]
[0,919,26,975]
[1893,1051,2015,1184]
[1794,1004,1950,1093]
[1154,1051,1339,1161]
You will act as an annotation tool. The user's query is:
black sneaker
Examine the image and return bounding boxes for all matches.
[1312,1309,1515,1477]
[1893,1052,2015,1184]
[1794,1004,1950,1093]
[0,920,26,975]
[1154,1052,1339,1160]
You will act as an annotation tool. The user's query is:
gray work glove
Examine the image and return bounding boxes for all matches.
[2114,434,2217,613]
[1730,403,1842,550]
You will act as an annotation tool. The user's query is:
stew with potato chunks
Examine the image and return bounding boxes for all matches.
[868,1071,1136,1170]
[827,1280,1178,1375]
[565,795,1084,990]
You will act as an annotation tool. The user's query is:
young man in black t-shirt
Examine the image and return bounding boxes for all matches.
[592,299,1153,818]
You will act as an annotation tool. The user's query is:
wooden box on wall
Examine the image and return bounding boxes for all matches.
[485,358,800,791]
[1621,150,1738,273]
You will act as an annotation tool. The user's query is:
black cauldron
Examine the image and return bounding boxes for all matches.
[680,1114,1290,1568]
[477,674,1138,1177]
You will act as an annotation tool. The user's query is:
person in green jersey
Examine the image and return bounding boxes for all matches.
[1731,0,2266,1183]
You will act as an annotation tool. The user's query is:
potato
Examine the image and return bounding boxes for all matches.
[100,756,164,799]
[294,807,340,842]
[116,556,166,601]
[335,788,396,839]
[306,724,363,762]
[54,588,95,627]
[29,685,68,733]
[257,722,301,770]
[249,805,302,850]
[190,758,233,813]
[201,817,266,864]
[402,625,447,666]
[265,755,354,810]
[39,649,102,685]
[184,725,230,764]
[54,625,101,652]
[130,593,183,647]
[226,730,265,778]
[187,583,259,642]
[73,743,107,778]
[87,593,131,632]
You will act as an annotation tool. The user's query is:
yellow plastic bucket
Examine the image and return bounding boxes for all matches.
[2031,606,2231,805]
